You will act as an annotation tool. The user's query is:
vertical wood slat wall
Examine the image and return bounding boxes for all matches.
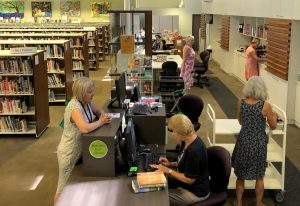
[200,15,206,39]
[266,19,291,80]
[220,16,230,51]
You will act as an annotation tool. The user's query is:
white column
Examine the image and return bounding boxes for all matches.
[124,0,132,35]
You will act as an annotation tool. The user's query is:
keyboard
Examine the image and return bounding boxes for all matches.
[131,103,149,115]
[135,153,163,172]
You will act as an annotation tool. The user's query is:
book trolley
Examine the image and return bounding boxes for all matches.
[206,104,286,203]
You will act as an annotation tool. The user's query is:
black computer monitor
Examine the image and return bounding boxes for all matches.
[109,72,127,108]
[124,118,137,166]
[131,84,141,102]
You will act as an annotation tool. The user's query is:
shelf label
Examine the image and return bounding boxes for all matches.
[89,140,108,158]
[35,55,39,65]
[10,47,37,54]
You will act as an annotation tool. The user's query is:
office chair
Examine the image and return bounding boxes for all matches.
[178,94,204,131]
[162,39,168,50]
[161,61,179,76]
[191,146,231,206]
[159,61,184,115]
[193,51,210,88]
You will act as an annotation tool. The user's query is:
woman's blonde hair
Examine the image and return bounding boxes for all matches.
[251,38,260,45]
[168,114,195,136]
[185,35,194,43]
[72,77,94,102]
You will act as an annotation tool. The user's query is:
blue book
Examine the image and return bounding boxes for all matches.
[131,179,166,193]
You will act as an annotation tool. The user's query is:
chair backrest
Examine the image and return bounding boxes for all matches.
[161,61,178,76]
[178,94,203,130]
[199,51,210,68]
[162,39,168,50]
[207,146,231,193]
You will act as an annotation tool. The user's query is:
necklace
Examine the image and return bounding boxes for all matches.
[79,101,93,123]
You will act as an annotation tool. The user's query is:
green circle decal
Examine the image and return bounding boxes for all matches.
[89,140,108,158]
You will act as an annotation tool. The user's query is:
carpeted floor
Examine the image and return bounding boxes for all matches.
[207,77,238,119]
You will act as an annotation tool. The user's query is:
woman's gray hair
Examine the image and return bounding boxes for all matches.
[243,76,268,101]
[168,114,195,136]
[72,77,94,102]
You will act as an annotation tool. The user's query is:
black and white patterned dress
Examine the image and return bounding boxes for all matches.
[232,99,268,180]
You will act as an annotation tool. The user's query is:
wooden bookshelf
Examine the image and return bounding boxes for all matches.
[0,32,89,80]
[0,50,49,137]
[0,27,101,71]
[0,39,73,103]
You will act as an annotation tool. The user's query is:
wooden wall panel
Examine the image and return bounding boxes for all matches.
[200,15,206,39]
[266,19,291,80]
[220,16,230,51]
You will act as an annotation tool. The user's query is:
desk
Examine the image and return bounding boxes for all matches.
[152,50,172,55]
[56,166,170,206]
[152,55,182,70]
[128,105,166,145]
[82,114,123,177]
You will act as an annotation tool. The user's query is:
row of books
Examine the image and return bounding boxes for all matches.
[0,76,33,94]
[48,89,56,101]
[73,71,84,81]
[88,47,96,54]
[128,55,152,69]
[73,61,84,70]
[47,59,64,72]
[72,49,84,59]
[44,45,64,58]
[0,58,33,74]
[48,74,65,87]
[0,97,28,114]
[70,38,83,47]
[88,39,95,46]
[0,116,28,133]
[132,171,167,193]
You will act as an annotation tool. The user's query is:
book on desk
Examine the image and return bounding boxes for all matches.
[132,171,167,193]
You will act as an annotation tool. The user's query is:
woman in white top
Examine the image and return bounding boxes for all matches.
[54,77,112,203]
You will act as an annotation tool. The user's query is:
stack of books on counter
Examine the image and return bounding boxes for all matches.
[132,171,167,193]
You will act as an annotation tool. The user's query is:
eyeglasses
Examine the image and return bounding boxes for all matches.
[168,128,173,132]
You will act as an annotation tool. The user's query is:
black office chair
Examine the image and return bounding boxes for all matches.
[161,61,179,76]
[193,51,210,88]
[191,146,231,206]
[159,61,184,115]
[162,39,168,50]
[178,94,204,131]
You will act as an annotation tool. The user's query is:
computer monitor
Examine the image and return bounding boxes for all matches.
[109,72,127,108]
[124,118,137,166]
[131,84,141,102]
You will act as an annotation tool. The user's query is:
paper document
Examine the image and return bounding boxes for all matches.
[108,113,120,118]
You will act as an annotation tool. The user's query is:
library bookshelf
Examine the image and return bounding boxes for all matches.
[0,50,49,137]
[0,39,73,103]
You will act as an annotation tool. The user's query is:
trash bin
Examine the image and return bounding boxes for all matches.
[206,45,212,60]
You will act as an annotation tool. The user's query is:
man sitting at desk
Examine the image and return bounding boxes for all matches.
[150,114,210,206]
[152,34,165,50]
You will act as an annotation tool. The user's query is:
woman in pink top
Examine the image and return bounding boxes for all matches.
[245,38,262,81]
[180,35,195,89]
